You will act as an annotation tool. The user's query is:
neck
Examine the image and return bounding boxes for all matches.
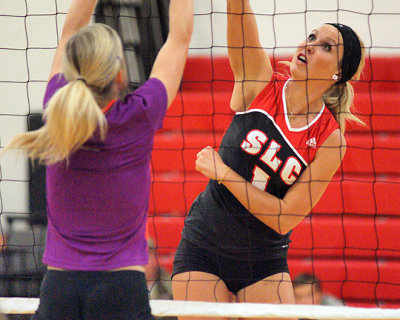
[286,79,325,116]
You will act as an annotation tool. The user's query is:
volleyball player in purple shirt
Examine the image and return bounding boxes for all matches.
[3,0,193,318]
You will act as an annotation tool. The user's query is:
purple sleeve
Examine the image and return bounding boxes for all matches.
[43,74,69,110]
[125,77,168,130]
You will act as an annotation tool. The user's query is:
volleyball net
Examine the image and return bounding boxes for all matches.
[1,299,400,319]
[1,0,400,318]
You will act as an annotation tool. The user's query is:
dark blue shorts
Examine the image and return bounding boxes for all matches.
[32,270,154,320]
[172,237,289,295]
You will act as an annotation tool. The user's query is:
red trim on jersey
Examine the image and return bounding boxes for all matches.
[246,73,339,164]
[102,99,116,114]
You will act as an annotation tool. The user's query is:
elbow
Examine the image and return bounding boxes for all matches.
[249,198,309,235]
[178,27,193,45]
[274,209,309,235]
[274,225,292,236]
[251,209,293,236]
[183,22,194,44]
[168,0,194,44]
[168,17,194,46]
[182,32,193,47]
[168,28,193,48]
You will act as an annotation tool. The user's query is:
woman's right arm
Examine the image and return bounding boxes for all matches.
[227,0,273,112]
[149,0,194,108]
[48,0,98,81]
[195,129,346,235]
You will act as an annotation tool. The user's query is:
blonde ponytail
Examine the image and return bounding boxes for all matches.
[2,24,125,164]
[322,81,364,132]
[323,37,366,133]
[2,80,106,164]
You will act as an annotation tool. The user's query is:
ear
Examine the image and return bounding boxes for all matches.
[115,69,123,85]
[332,68,342,81]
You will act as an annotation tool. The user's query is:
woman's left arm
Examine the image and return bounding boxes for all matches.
[195,129,346,235]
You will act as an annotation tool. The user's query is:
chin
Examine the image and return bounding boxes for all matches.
[290,69,307,82]
[289,62,303,79]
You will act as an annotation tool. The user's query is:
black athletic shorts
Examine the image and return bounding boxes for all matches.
[172,237,289,295]
[32,270,154,320]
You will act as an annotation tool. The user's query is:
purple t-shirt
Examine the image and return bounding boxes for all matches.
[42,74,167,270]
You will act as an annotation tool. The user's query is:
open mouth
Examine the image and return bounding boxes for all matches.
[297,53,307,64]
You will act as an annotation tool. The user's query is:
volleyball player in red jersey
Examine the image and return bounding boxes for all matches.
[172,0,365,319]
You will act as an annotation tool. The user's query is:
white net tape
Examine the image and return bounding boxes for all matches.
[0,299,400,319]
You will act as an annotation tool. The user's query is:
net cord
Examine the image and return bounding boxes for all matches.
[0,298,400,319]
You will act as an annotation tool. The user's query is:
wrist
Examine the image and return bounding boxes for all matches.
[218,166,231,184]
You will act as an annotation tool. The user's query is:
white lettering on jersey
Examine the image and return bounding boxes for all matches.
[243,129,303,190]
[260,140,282,172]
[240,130,268,155]
[251,166,271,191]
[280,156,302,185]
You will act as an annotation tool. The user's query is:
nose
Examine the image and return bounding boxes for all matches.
[306,44,314,54]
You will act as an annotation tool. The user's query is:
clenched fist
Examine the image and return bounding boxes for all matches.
[195,146,229,181]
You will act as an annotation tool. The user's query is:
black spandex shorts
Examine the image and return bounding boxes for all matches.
[172,237,289,295]
[32,270,154,320]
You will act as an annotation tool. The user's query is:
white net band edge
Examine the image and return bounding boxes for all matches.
[0,298,400,319]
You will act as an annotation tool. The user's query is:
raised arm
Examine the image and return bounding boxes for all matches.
[195,130,346,235]
[227,0,273,111]
[149,0,193,108]
[49,0,98,80]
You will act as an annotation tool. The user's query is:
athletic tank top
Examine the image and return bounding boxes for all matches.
[182,73,339,260]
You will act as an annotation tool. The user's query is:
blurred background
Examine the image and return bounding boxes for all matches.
[0,0,400,315]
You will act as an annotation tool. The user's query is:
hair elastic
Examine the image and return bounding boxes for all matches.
[76,77,87,85]
[326,23,362,85]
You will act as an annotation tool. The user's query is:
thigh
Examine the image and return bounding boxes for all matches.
[236,272,296,320]
[172,271,232,320]
[172,238,232,304]
[32,271,81,320]
[83,271,153,320]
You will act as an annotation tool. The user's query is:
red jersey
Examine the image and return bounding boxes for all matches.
[181,73,339,260]
[245,72,339,166]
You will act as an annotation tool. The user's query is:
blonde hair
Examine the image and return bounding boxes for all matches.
[2,23,125,164]
[280,36,366,133]
[322,37,366,132]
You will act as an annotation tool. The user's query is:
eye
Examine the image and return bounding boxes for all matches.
[323,43,332,51]
[307,34,316,41]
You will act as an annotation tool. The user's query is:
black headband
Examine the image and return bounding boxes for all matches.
[327,23,362,85]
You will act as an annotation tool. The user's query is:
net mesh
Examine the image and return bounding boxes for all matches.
[1,299,400,319]
[1,0,400,317]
